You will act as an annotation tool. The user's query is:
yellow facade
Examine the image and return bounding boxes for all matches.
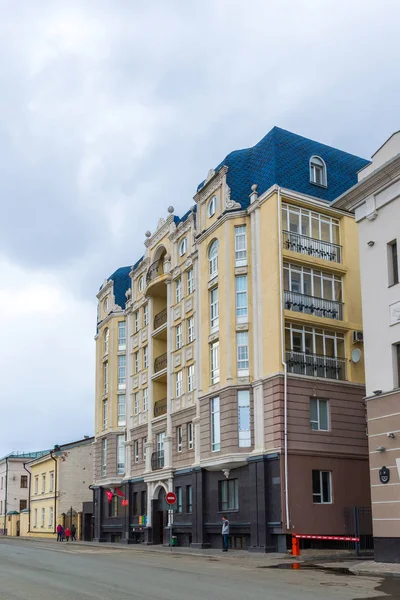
[29,455,57,537]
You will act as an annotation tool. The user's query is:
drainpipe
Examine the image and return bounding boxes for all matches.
[23,462,31,533]
[4,456,8,535]
[50,448,58,534]
[277,186,290,530]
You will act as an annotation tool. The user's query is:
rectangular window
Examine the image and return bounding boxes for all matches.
[117,355,126,389]
[41,474,46,494]
[310,398,329,431]
[49,472,54,493]
[102,438,107,477]
[103,361,108,394]
[211,396,221,452]
[134,440,139,464]
[134,351,139,374]
[20,499,27,512]
[397,343,400,388]
[118,321,126,351]
[141,490,147,515]
[41,507,45,528]
[143,304,149,326]
[312,470,332,504]
[49,506,53,528]
[176,278,182,303]
[219,479,239,511]
[388,240,399,286]
[237,331,249,374]
[34,508,38,528]
[187,422,194,450]
[210,341,220,384]
[117,435,125,475]
[133,492,139,515]
[34,476,38,495]
[235,225,247,266]
[0,500,2,514]
[176,487,183,513]
[134,392,139,415]
[177,426,183,452]
[102,399,108,430]
[236,275,248,322]
[143,346,148,369]
[187,364,195,392]
[0,477,2,490]
[238,390,251,447]
[109,495,118,517]
[134,311,139,333]
[186,485,193,513]
[143,437,147,462]
[118,394,126,426]
[176,370,183,397]
[187,317,195,343]
[143,388,148,412]
[176,324,183,349]
[210,287,219,332]
[187,268,194,295]
[20,475,28,489]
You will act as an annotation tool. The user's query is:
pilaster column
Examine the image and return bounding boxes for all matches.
[194,256,202,466]
[225,220,232,381]
[165,280,173,468]
[146,297,154,446]
[125,310,133,477]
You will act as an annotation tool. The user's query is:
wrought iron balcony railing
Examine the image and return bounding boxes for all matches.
[283,231,342,263]
[151,451,165,471]
[146,260,164,284]
[154,353,168,373]
[154,308,167,330]
[286,350,346,380]
[153,398,167,418]
[284,290,344,320]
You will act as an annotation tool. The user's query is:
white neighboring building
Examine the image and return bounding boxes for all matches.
[334,131,400,563]
[0,451,48,535]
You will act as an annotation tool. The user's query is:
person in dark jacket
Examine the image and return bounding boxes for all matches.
[221,516,230,552]
[71,524,77,541]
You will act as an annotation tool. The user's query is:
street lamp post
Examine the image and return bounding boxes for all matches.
[50,445,62,534]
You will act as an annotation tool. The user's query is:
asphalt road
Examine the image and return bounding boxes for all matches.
[0,538,395,600]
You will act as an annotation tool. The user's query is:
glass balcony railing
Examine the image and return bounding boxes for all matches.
[284,290,344,320]
[151,451,165,470]
[154,308,167,330]
[286,350,346,380]
[153,398,167,418]
[283,231,342,263]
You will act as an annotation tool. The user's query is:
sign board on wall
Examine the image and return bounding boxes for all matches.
[390,301,400,326]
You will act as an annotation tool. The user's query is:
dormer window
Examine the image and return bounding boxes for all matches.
[179,238,187,257]
[310,156,327,187]
[103,297,110,313]
[207,195,217,218]
[138,276,144,292]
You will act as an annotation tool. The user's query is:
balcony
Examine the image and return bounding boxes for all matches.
[154,308,167,330]
[283,231,342,263]
[153,398,167,418]
[146,260,164,284]
[151,451,165,471]
[284,290,343,321]
[286,350,346,380]
[154,353,168,373]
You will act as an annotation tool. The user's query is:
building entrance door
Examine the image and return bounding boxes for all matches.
[152,488,167,545]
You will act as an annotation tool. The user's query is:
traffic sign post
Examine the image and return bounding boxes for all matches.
[165,492,177,550]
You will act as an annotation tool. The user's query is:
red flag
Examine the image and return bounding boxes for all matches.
[106,490,114,503]
[116,488,125,498]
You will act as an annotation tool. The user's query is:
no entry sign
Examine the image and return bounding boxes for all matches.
[166,492,177,506]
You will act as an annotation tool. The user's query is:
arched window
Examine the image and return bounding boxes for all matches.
[208,239,219,278]
[207,195,217,218]
[179,238,187,257]
[103,297,110,313]
[310,156,327,187]
[138,276,144,292]
[104,328,109,355]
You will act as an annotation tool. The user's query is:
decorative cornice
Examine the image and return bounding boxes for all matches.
[169,213,195,242]
[96,279,113,301]
[194,166,228,205]
[224,183,241,211]
[145,214,176,249]
[195,209,247,244]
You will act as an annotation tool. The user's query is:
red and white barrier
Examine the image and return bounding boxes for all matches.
[294,534,359,542]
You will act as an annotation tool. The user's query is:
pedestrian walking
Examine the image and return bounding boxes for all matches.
[56,524,64,542]
[221,515,229,552]
[65,527,71,542]
[71,524,77,541]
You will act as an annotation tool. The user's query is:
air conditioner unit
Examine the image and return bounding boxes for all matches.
[352,330,364,344]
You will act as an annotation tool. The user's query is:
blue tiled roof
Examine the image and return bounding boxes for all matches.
[197,127,370,206]
[108,266,132,310]
[133,256,144,271]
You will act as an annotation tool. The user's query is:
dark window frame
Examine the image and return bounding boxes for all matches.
[218,478,239,512]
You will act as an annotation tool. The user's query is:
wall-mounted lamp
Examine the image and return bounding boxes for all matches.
[373,390,383,396]
[367,241,375,247]
[376,446,386,452]
[388,433,396,439]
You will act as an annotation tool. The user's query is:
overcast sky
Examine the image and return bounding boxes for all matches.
[0,0,399,456]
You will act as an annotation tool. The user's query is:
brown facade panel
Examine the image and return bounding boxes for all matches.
[263,376,284,448]
[372,520,400,539]
[172,407,196,469]
[106,433,117,479]
[288,454,370,536]
[130,424,148,476]
[371,483,400,503]
[367,391,400,420]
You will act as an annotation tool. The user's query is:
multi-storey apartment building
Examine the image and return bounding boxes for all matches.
[0,451,47,535]
[93,127,371,550]
[334,131,400,562]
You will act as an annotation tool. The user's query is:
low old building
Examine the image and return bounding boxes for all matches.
[334,132,400,562]
[27,437,94,538]
[0,451,48,535]
[93,127,371,551]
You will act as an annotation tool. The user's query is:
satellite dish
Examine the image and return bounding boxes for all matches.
[351,348,362,363]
